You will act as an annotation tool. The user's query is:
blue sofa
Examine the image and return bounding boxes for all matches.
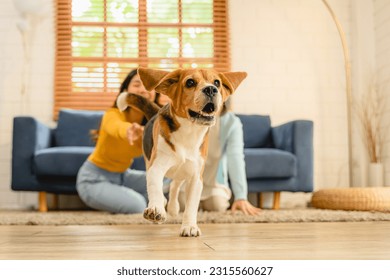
[11,109,313,211]
[237,114,313,208]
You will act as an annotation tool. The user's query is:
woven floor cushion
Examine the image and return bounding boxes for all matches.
[311,187,390,212]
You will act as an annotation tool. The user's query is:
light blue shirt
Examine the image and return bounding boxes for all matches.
[211,112,248,201]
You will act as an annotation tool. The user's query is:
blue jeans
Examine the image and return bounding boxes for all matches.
[76,161,148,214]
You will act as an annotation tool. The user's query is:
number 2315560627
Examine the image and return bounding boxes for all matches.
[209,266,273,276]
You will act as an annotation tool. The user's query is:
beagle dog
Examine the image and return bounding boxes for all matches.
[117,68,247,237]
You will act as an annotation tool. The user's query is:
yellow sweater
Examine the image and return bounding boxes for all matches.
[88,108,143,172]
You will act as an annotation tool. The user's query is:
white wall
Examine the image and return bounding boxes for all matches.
[374,0,390,185]
[0,0,386,209]
[350,0,376,187]
[0,0,54,209]
[229,0,352,206]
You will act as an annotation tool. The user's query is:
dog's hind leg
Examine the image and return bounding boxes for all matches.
[167,180,184,217]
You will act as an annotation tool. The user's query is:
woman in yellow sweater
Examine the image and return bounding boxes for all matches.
[76,69,154,213]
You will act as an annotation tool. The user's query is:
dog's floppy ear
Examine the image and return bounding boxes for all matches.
[138,67,170,91]
[138,67,181,98]
[219,72,247,95]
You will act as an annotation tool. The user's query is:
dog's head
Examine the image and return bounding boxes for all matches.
[138,67,247,126]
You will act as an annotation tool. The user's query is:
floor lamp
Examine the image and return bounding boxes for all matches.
[322,0,353,187]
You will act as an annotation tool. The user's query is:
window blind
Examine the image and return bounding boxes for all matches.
[54,0,230,117]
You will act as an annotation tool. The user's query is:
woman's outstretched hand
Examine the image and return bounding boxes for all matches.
[231,199,261,215]
[127,123,144,145]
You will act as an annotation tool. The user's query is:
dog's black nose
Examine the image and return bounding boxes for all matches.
[202,86,218,98]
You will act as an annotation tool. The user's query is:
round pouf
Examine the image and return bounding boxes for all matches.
[311,187,390,212]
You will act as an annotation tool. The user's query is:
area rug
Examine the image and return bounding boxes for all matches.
[0,208,390,225]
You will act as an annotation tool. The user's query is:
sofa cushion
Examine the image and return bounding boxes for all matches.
[237,114,273,148]
[244,148,297,179]
[34,147,94,176]
[55,109,103,147]
[131,156,146,171]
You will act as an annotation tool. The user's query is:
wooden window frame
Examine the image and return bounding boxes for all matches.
[54,0,230,118]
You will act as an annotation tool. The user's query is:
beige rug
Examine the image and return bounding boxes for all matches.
[0,208,390,225]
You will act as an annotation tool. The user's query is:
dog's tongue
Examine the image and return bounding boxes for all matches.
[202,103,215,114]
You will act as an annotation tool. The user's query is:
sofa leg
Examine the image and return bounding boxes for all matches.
[258,193,264,208]
[39,192,48,212]
[272,192,281,210]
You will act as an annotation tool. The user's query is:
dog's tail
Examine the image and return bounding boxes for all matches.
[116,92,160,121]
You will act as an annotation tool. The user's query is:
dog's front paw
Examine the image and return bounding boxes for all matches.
[180,224,201,237]
[143,206,167,223]
[167,200,180,217]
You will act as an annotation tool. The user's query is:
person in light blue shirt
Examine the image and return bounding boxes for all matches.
[157,95,260,215]
[198,101,261,215]
[172,100,260,215]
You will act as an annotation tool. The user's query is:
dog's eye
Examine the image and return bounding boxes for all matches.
[213,80,220,87]
[185,79,196,88]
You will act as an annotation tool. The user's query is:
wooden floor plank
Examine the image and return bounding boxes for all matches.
[1,222,390,259]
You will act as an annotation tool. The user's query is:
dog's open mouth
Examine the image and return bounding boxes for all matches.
[188,103,216,125]
[202,102,215,114]
[188,110,214,121]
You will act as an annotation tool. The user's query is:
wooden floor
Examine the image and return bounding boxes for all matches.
[1,222,390,260]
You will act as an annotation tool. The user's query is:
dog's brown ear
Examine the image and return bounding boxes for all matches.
[138,67,170,91]
[154,69,182,98]
[138,68,182,97]
[219,72,247,95]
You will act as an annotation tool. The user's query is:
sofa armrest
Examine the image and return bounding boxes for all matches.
[272,120,314,191]
[11,117,54,191]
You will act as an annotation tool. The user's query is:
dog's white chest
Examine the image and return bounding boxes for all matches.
[172,117,208,158]
[158,117,208,179]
